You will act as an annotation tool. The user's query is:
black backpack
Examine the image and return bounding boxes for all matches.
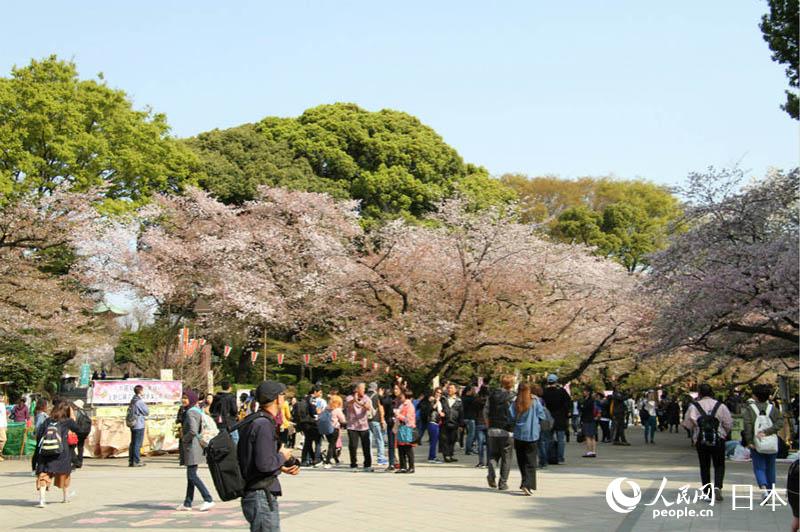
[488,389,513,431]
[75,409,92,435]
[205,412,270,501]
[692,400,721,448]
[39,421,63,457]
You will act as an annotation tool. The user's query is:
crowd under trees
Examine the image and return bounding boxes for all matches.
[0,57,797,394]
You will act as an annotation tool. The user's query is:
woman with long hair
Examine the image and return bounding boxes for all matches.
[394,387,417,473]
[743,384,784,501]
[510,382,545,496]
[32,401,79,507]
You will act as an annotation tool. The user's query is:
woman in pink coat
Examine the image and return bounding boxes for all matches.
[394,387,417,474]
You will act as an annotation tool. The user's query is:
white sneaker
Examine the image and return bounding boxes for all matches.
[176,504,192,511]
[36,501,46,508]
[199,501,215,512]
[323,463,332,469]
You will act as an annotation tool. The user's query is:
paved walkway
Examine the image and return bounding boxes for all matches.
[0,427,793,531]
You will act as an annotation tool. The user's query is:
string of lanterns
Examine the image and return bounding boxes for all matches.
[178,328,392,374]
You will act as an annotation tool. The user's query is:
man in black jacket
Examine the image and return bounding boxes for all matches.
[440,383,463,463]
[211,381,239,441]
[238,380,299,532]
[485,375,516,490]
[542,374,572,464]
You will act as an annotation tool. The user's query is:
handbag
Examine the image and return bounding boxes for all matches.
[576,430,585,443]
[398,424,416,444]
[67,431,79,446]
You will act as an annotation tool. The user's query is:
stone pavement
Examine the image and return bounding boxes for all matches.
[0,427,793,531]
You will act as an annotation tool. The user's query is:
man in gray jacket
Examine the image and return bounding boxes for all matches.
[128,385,149,467]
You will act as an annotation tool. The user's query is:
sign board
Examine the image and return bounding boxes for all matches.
[94,403,179,418]
[90,380,182,405]
[160,369,174,381]
[79,363,91,387]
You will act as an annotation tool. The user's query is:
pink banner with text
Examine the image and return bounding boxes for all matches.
[91,380,182,404]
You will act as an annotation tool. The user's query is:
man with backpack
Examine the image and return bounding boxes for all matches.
[126,385,149,467]
[238,380,300,531]
[211,381,240,442]
[682,383,733,501]
[71,400,92,468]
[297,388,321,467]
[484,375,516,491]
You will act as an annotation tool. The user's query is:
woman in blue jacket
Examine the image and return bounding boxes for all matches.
[510,382,546,496]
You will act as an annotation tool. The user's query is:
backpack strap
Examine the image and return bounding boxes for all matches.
[231,410,267,432]
[709,400,721,418]
[691,400,707,416]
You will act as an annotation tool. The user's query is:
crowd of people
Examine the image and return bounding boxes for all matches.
[3,374,798,532]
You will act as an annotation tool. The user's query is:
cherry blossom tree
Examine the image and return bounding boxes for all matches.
[83,186,363,359]
[647,167,799,363]
[0,188,102,350]
[341,199,646,381]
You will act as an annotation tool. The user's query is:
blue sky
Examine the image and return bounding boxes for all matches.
[3,1,797,186]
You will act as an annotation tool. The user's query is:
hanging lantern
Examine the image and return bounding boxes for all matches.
[330,351,337,362]
[303,354,311,365]
[251,351,258,364]
[362,357,368,369]
[277,353,285,365]
[223,345,232,358]
[372,362,378,370]
[385,366,391,374]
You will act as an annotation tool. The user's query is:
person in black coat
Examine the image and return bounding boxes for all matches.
[440,383,464,462]
[32,401,80,507]
[211,381,239,431]
[542,374,572,463]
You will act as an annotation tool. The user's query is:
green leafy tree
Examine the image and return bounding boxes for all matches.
[188,103,513,222]
[760,0,799,119]
[500,174,596,223]
[184,124,341,205]
[0,338,66,397]
[0,56,198,211]
[114,328,159,371]
[506,175,681,272]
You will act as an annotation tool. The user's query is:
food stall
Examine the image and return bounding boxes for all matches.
[84,379,182,458]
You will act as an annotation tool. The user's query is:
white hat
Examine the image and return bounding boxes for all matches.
[73,399,85,409]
